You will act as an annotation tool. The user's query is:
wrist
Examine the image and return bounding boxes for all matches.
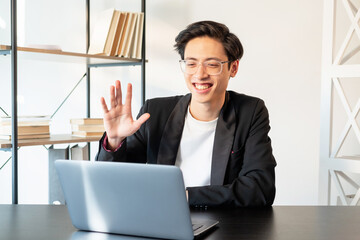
[107,136,125,151]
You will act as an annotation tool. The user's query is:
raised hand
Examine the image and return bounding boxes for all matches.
[100,80,150,150]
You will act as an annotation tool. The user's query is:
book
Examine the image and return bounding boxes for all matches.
[103,10,121,56]
[71,124,104,132]
[114,12,128,56]
[0,125,50,135]
[129,13,140,59]
[70,118,103,125]
[86,9,143,58]
[70,144,89,160]
[130,12,144,59]
[0,133,50,140]
[135,12,144,59]
[72,131,104,137]
[109,11,126,56]
[117,12,132,57]
[0,120,50,127]
[122,12,138,58]
[0,120,51,126]
[0,115,51,126]
[87,8,116,55]
[118,12,134,57]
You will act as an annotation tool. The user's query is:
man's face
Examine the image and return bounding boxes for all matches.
[183,36,238,107]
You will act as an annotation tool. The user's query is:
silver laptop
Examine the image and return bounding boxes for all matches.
[55,160,218,240]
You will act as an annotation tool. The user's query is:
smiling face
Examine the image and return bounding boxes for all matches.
[183,36,239,114]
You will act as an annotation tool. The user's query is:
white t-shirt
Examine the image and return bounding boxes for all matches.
[175,107,218,188]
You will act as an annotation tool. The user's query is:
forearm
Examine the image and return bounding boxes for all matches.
[187,171,275,208]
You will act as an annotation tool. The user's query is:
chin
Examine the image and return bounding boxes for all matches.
[191,95,212,104]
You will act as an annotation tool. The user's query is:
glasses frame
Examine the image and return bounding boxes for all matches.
[179,59,232,76]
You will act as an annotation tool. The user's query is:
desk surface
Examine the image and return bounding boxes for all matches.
[1,205,360,240]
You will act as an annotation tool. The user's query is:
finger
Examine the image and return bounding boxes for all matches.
[133,113,150,130]
[100,97,109,113]
[124,83,133,109]
[115,80,122,106]
[110,85,116,109]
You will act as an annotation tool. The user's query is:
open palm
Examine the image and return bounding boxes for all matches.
[101,80,150,150]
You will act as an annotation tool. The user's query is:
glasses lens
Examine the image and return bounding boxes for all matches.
[204,60,222,75]
[179,60,224,75]
[180,60,197,74]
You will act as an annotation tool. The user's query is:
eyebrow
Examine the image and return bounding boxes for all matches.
[184,57,223,61]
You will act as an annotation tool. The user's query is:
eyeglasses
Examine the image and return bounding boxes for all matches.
[179,59,232,76]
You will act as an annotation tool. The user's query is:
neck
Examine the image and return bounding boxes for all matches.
[189,94,225,121]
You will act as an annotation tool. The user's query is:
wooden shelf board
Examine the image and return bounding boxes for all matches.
[0,134,101,149]
[0,45,142,65]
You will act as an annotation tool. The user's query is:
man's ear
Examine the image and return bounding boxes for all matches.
[230,60,239,78]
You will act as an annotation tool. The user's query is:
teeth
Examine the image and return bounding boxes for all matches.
[195,84,210,90]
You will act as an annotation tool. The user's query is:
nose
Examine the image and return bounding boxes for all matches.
[194,63,209,79]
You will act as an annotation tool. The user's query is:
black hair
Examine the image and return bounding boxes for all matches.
[174,21,244,63]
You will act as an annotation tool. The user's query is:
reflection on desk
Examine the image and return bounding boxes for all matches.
[191,207,274,239]
[71,231,155,240]
[2,205,360,240]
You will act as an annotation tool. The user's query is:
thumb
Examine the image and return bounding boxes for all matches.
[133,113,150,130]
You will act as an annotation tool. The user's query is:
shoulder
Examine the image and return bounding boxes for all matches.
[141,94,189,115]
[146,95,185,106]
[138,94,189,131]
[145,95,185,108]
[225,91,271,134]
[226,91,269,123]
[227,91,265,109]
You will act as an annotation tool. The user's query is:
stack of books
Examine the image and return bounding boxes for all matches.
[87,8,144,59]
[71,118,104,137]
[0,116,51,140]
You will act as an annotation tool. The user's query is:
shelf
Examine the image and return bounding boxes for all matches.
[0,134,101,149]
[336,156,360,160]
[0,45,143,67]
[5,0,146,204]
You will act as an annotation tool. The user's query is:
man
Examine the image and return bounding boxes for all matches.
[96,21,276,207]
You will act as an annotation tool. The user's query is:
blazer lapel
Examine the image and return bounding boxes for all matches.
[157,94,191,165]
[211,92,236,185]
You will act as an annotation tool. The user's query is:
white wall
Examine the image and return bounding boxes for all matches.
[0,0,324,205]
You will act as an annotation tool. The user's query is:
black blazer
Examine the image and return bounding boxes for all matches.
[96,91,276,207]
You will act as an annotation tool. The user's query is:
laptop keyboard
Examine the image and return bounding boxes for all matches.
[192,224,203,231]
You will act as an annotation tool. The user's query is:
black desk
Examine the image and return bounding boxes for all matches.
[1,205,360,240]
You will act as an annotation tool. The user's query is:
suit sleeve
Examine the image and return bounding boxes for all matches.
[187,100,276,207]
[95,102,149,163]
